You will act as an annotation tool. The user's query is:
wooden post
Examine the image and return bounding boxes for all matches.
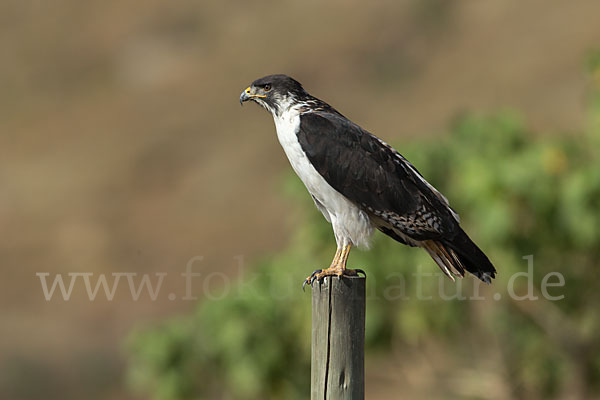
[311,276,366,400]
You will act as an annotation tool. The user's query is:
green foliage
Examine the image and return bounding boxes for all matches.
[126,87,600,399]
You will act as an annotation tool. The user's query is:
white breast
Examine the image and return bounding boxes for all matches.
[272,107,373,248]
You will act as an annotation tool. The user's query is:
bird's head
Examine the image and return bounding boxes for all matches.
[240,74,306,116]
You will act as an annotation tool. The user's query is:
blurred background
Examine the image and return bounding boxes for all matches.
[2,0,600,399]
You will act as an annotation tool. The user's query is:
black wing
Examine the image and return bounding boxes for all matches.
[296,111,496,283]
[297,111,456,240]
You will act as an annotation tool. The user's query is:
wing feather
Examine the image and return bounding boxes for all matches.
[296,111,456,241]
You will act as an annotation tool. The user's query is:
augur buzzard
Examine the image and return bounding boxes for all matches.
[240,75,496,288]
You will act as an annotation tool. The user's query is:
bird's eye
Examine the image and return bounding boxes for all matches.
[263,84,271,92]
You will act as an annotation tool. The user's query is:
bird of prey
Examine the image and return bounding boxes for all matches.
[240,74,496,287]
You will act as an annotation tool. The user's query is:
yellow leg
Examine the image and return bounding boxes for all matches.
[335,244,352,272]
[330,247,342,268]
[303,244,365,289]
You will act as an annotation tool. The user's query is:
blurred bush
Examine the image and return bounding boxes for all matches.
[125,63,600,400]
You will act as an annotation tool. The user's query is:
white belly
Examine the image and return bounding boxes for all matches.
[273,109,373,248]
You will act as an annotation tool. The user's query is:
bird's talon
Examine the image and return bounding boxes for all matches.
[302,269,323,291]
[302,266,367,291]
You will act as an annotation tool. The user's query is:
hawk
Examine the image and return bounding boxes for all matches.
[240,74,496,287]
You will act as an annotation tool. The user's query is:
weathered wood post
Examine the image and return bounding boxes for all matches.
[311,276,366,400]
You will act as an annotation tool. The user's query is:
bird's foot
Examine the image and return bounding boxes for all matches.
[302,267,366,291]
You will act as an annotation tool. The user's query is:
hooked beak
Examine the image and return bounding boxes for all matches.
[239,86,266,106]
[240,87,251,105]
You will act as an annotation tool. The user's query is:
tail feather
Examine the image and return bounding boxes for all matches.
[422,240,466,281]
[441,227,496,284]
[422,241,455,281]
[381,224,496,284]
